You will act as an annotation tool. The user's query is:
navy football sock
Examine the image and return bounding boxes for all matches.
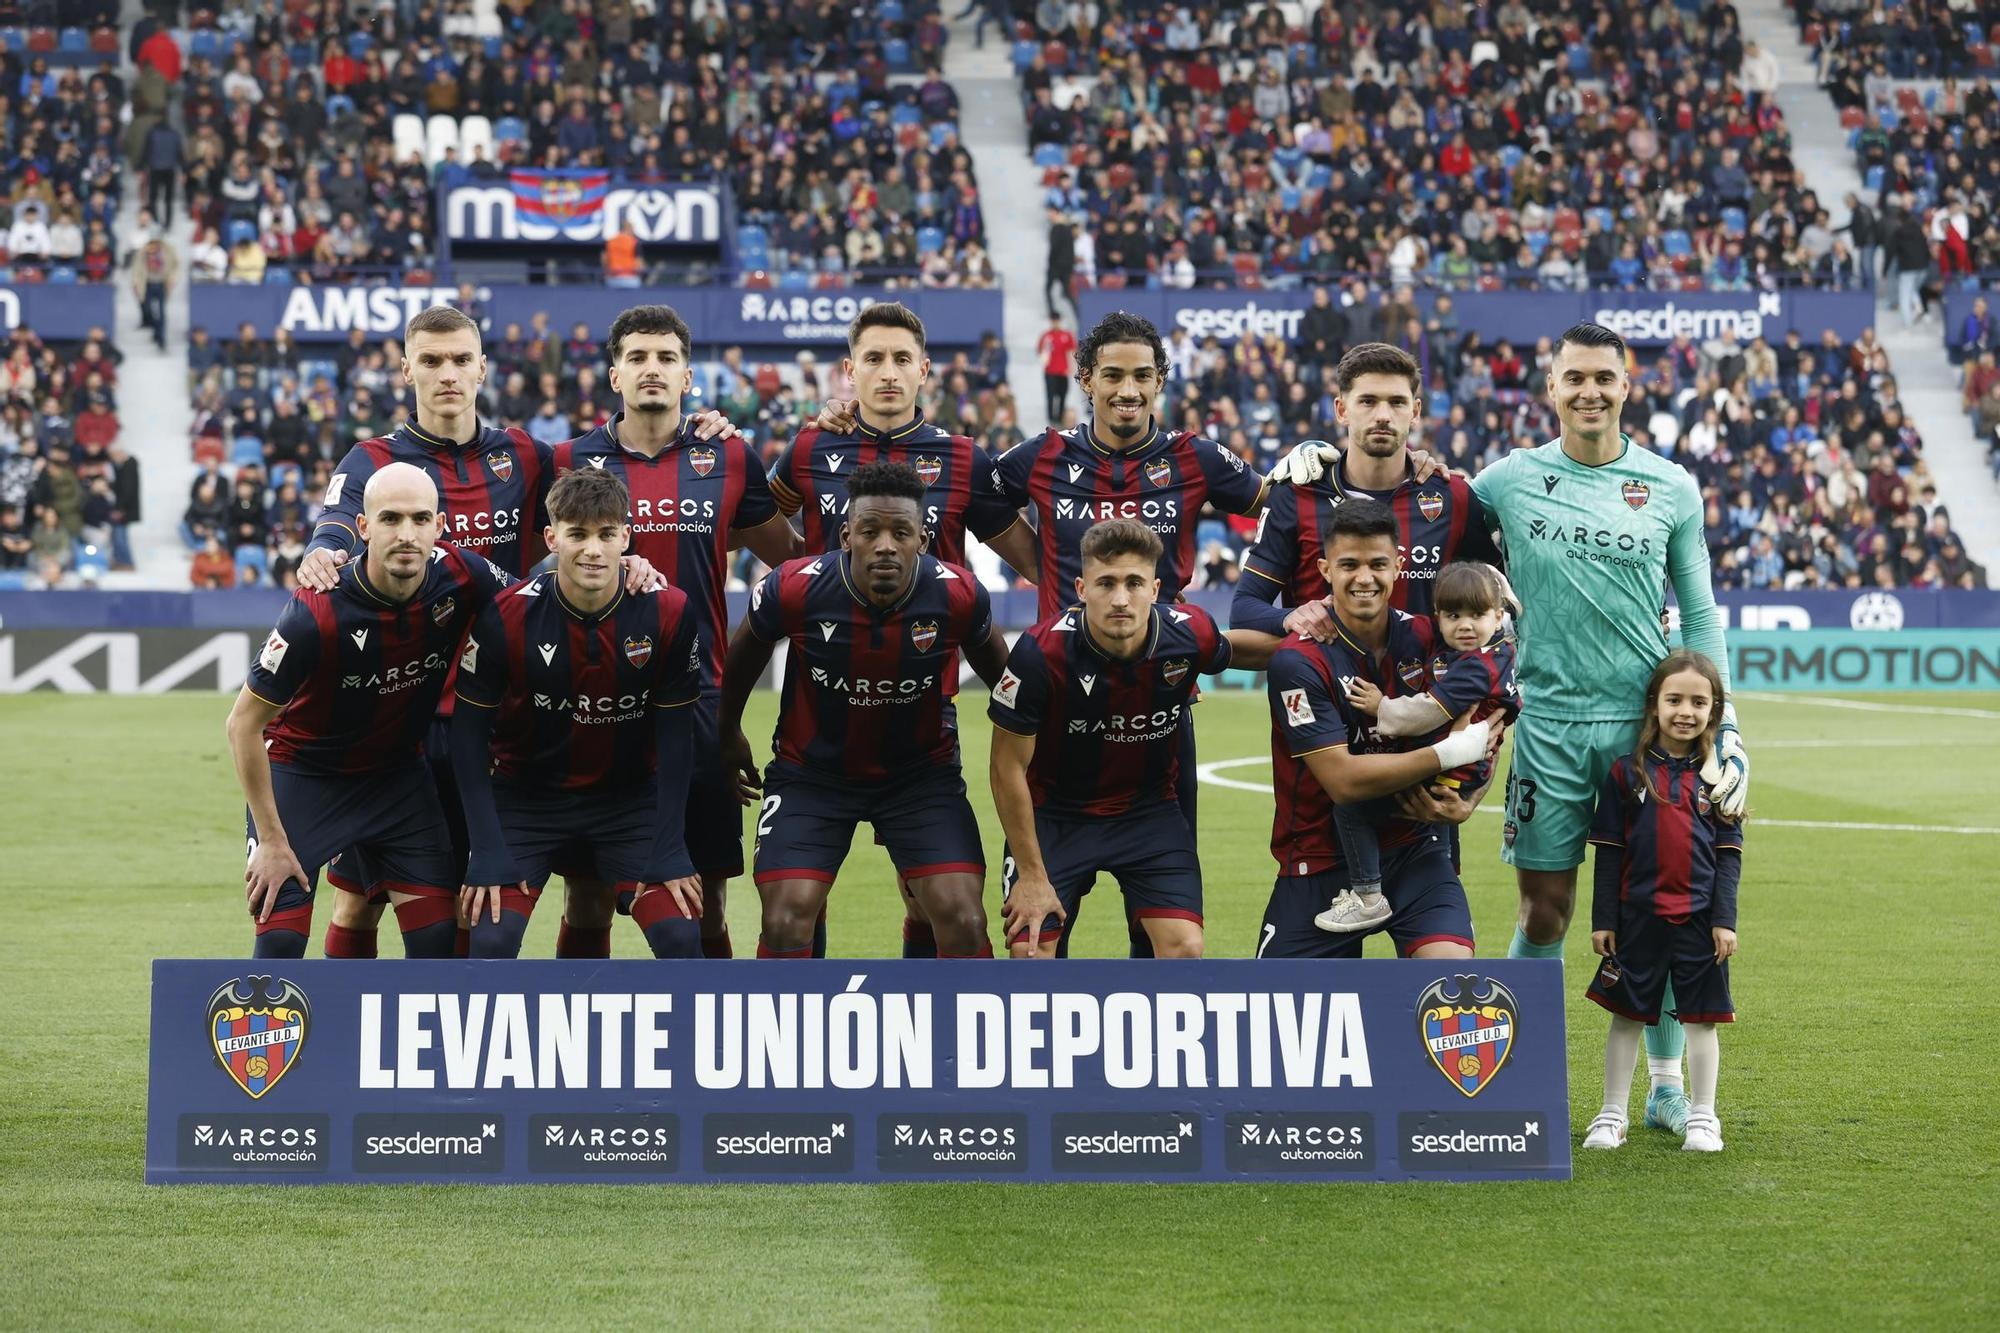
[901,918,938,959]
[632,891,700,958]
[254,930,307,959]
[810,905,828,959]
[469,910,531,959]
[394,896,459,959]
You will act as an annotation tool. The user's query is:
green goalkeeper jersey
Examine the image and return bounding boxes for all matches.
[1468,437,1729,722]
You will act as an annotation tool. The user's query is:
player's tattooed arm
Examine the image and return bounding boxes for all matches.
[989,728,1065,958]
[225,688,307,923]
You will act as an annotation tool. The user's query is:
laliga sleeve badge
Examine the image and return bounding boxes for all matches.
[1417,974,1518,1098]
[208,976,311,1099]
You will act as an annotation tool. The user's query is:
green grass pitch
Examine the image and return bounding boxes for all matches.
[3,690,1996,1329]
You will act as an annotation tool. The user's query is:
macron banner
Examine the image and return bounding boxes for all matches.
[1079,287,1878,348]
[187,283,1003,349]
[0,283,117,341]
[146,960,1570,1184]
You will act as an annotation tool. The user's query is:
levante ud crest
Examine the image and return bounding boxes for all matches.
[1417,974,1518,1098]
[208,975,311,1099]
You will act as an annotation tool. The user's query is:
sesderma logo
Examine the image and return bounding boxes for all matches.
[877,1113,1027,1175]
[529,1114,680,1175]
[1172,301,1306,341]
[1224,1113,1376,1174]
[1051,1112,1201,1174]
[702,1112,855,1174]
[1396,1111,1552,1171]
[352,1113,503,1174]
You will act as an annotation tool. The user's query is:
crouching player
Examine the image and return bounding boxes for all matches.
[450,469,705,958]
[226,462,514,958]
[990,518,1274,958]
[719,461,1009,958]
[1583,651,1743,1153]
[1323,560,1520,932]
[1257,498,1500,960]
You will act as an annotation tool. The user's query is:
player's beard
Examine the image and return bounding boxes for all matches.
[1355,427,1405,458]
[630,397,672,414]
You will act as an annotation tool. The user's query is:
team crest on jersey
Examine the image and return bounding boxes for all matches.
[624,635,653,668]
[909,619,940,653]
[914,455,943,486]
[430,596,456,626]
[1144,458,1173,489]
[1417,491,1444,522]
[1397,659,1426,689]
[1695,785,1713,817]
[688,446,717,477]
[208,975,310,1100]
[1417,974,1518,1099]
[1621,481,1650,510]
[486,451,515,483]
[1162,658,1189,687]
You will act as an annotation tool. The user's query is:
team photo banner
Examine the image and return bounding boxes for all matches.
[146,960,1570,1184]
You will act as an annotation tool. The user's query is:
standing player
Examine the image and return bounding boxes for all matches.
[1231,342,1502,636]
[1468,321,1748,1134]
[1258,498,1500,960]
[774,301,1038,958]
[226,462,513,958]
[450,469,705,959]
[292,304,662,958]
[718,462,1009,958]
[990,519,1273,959]
[552,304,800,960]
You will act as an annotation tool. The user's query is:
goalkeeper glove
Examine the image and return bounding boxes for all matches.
[1266,439,1340,487]
[1699,699,1749,820]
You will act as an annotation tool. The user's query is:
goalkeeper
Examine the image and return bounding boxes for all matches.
[1466,322,1748,1136]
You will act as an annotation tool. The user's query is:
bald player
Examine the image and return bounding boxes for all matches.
[227,462,514,958]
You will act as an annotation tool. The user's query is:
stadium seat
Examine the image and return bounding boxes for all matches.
[1866,165,1885,193]
[877,0,905,20]
[884,38,910,68]
[426,114,460,166]
[89,25,118,55]
[930,122,957,149]
[779,270,811,290]
[1042,40,1068,72]
[494,115,527,145]
[1033,142,1065,169]
[1586,207,1615,232]
[891,103,922,127]
[57,26,86,53]
[263,267,293,286]
[1280,186,1301,212]
[483,35,504,58]
[346,31,372,58]
[188,29,220,60]
[231,435,264,469]
[1878,106,1898,130]
[225,219,257,247]
[325,93,357,120]
[1664,229,1692,257]
[74,541,109,581]
[1096,273,1127,289]
[1498,145,1524,173]
[916,226,945,255]
[1012,39,1037,72]
[1720,207,1747,235]
[47,266,76,283]
[737,224,768,252]
[458,115,494,163]
[1840,106,1865,129]
[1523,230,1549,259]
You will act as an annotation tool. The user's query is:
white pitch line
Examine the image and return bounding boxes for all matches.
[1736,692,2000,721]
[1193,757,2000,835]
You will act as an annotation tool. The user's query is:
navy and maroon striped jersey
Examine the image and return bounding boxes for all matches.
[745,551,993,782]
[1237,463,1501,618]
[768,412,1021,565]
[994,421,1267,622]
[1263,609,1443,877]
[1589,751,1745,922]
[988,602,1231,818]
[245,542,514,775]
[1426,635,1521,726]
[453,573,700,789]
[304,419,555,575]
[553,414,778,694]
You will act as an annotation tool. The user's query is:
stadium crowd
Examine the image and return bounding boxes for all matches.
[1020,0,1871,297]
[134,0,987,288]
[0,3,129,285]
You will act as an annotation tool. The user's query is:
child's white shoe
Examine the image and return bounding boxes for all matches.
[1581,1111,1628,1149]
[1681,1110,1724,1152]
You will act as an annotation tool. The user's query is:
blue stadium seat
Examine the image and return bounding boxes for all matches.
[827,81,859,108]
[916,226,945,254]
[299,359,338,388]
[231,435,264,469]
[325,93,356,119]
[1878,106,1899,129]
[1566,43,1592,73]
[0,571,33,590]
[1720,207,1747,235]
[58,27,86,53]
[877,0,905,21]
[225,219,257,247]
[1280,186,1301,212]
[1586,207,1615,232]
[1012,39,1037,72]
[891,103,923,126]
[0,28,23,55]
[189,30,219,60]
[929,121,957,149]
[1033,142,1066,168]
[1866,165,1884,193]
[263,267,293,286]
[884,38,910,68]
[737,224,768,251]
[74,540,109,580]
[346,31,372,58]
[779,269,811,290]
[234,544,269,582]
[1523,230,1549,259]
[1499,145,1524,173]
[1306,163,1333,191]
[1664,229,1692,257]
[484,35,503,58]
[494,115,526,143]
[47,266,76,283]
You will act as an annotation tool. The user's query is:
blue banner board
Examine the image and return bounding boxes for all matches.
[1725,629,2000,690]
[146,960,1570,1184]
[1078,287,1879,348]
[188,283,1004,349]
[1,282,118,341]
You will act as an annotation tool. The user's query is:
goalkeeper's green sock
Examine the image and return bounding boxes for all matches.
[1507,925,1565,960]
[1646,978,1686,1084]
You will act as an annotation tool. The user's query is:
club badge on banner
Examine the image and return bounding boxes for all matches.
[147,960,1570,1183]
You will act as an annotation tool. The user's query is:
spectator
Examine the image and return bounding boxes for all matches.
[181,474,229,550]
[604,219,642,288]
[0,504,32,573]
[1037,312,1076,426]
[190,532,236,589]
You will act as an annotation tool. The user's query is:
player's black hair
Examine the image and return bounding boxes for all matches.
[1552,321,1628,363]
[1632,651,1730,808]
[1080,518,1163,568]
[1076,310,1169,380]
[848,301,928,354]
[1335,342,1421,394]
[1433,562,1505,616]
[846,460,927,507]
[1325,494,1398,545]
[547,467,631,529]
[606,304,692,364]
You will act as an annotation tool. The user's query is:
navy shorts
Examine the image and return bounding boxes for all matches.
[1586,908,1735,1024]
[753,762,984,886]
[685,695,743,877]
[249,763,454,920]
[491,779,657,889]
[1256,833,1474,959]
[327,717,466,900]
[1002,804,1202,956]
